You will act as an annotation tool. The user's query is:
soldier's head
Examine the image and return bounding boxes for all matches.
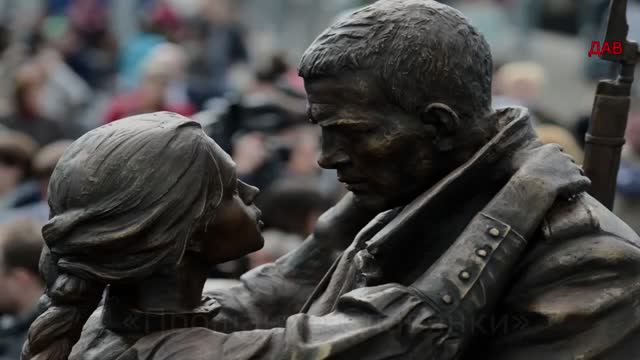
[300,0,495,212]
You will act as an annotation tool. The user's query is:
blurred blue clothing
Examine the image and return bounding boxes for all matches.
[0,307,40,360]
[615,148,640,234]
[47,0,71,15]
[618,160,640,197]
[0,181,40,210]
[188,23,248,108]
[0,201,49,225]
[118,33,165,90]
[455,1,516,61]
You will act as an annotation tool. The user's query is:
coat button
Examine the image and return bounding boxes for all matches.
[476,249,488,258]
[489,227,500,237]
[442,294,453,304]
[459,271,471,280]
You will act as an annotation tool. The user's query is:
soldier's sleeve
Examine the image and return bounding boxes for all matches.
[120,285,447,360]
[488,230,640,360]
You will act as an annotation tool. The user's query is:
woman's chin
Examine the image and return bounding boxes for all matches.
[252,233,265,252]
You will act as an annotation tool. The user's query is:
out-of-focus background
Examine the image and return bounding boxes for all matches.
[0,1,639,357]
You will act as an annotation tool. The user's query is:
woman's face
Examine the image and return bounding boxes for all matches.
[198,142,264,263]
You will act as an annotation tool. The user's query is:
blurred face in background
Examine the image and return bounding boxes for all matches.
[139,74,170,112]
[138,44,188,111]
[0,154,25,196]
[286,126,321,176]
[15,63,46,118]
[204,0,234,25]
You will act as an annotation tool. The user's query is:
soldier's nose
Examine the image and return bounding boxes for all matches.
[317,151,350,169]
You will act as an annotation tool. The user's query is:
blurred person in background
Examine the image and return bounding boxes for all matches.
[104,43,196,124]
[232,131,273,190]
[493,61,556,125]
[231,125,330,193]
[279,125,341,197]
[186,0,249,108]
[244,52,307,115]
[0,25,26,119]
[0,25,12,117]
[0,62,65,146]
[61,0,119,90]
[0,140,72,225]
[249,178,333,269]
[0,131,39,211]
[118,0,181,91]
[7,16,94,136]
[33,46,92,136]
[493,61,545,109]
[615,103,640,234]
[535,124,584,164]
[0,218,45,360]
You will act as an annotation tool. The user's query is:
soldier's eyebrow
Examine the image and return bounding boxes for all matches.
[318,118,376,129]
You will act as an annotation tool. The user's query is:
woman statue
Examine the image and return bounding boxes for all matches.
[21,112,264,360]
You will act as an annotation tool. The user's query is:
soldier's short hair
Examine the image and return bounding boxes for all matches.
[299,0,493,120]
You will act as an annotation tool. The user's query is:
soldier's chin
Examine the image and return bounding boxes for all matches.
[351,192,393,213]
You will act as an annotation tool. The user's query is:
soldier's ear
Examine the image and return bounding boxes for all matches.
[420,103,460,152]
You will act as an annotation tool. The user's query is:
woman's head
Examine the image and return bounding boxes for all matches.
[47,111,262,280]
[23,112,263,359]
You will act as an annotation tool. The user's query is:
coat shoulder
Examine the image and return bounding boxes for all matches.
[489,194,640,359]
[542,193,640,245]
[512,193,640,292]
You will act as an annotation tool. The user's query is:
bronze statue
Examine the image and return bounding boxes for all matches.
[24,0,640,359]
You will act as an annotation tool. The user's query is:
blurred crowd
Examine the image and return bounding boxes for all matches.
[1,0,640,359]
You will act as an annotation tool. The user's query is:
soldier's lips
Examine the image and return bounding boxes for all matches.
[339,178,370,192]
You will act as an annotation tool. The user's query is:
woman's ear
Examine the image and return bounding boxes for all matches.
[420,103,461,152]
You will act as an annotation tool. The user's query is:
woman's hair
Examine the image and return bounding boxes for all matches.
[23,112,227,360]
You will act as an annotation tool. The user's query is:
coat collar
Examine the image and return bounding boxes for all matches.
[365,107,539,257]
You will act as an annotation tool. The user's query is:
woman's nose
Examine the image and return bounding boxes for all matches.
[238,180,260,204]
